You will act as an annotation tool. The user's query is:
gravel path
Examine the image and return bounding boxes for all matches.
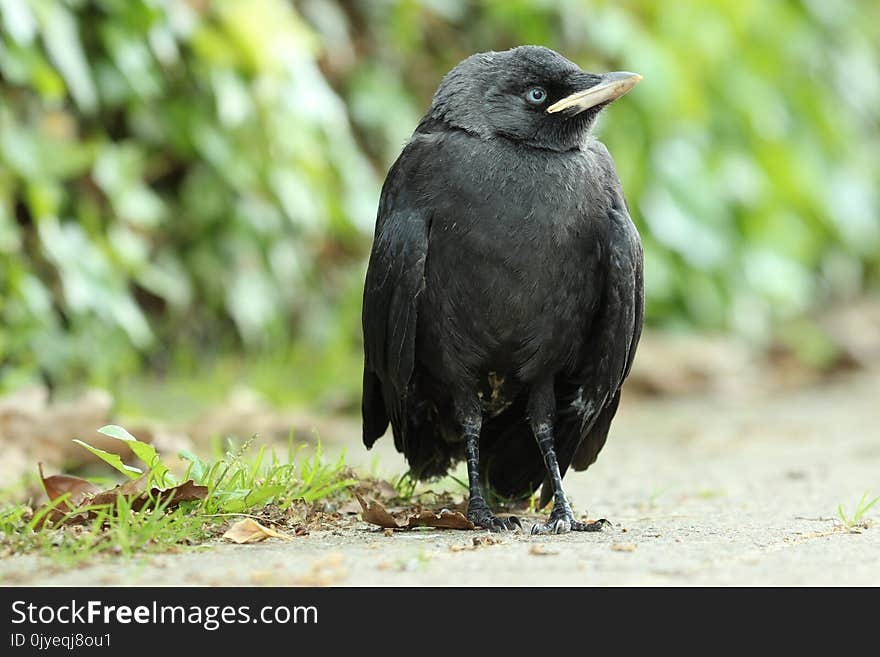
[3,369,878,586]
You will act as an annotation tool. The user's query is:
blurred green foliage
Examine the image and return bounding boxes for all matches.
[0,0,878,397]
[0,0,374,392]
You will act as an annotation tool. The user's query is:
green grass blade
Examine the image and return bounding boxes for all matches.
[837,503,850,527]
[854,493,880,522]
[26,495,71,532]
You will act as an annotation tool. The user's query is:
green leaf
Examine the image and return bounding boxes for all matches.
[97,424,156,465]
[96,425,172,485]
[72,439,143,479]
[97,424,139,442]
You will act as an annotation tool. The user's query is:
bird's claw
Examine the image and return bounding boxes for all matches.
[468,507,522,533]
[530,514,609,535]
[573,518,609,532]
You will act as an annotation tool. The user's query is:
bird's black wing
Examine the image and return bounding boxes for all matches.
[570,192,643,470]
[540,146,644,506]
[361,146,431,453]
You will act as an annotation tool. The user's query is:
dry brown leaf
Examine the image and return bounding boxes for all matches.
[406,509,474,530]
[611,542,637,552]
[90,472,150,506]
[222,518,294,544]
[38,463,100,506]
[37,463,102,526]
[78,476,207,512]
[147,479,209,509]
[35,466,209,529]
[355,494,475,531]
[356,493,404,529]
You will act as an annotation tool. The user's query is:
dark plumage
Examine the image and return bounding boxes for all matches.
[361,46,643,534]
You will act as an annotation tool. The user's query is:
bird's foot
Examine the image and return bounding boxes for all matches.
[531,509,609,535]
[467,504,522,533]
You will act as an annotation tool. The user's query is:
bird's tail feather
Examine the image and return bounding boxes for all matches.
[479,395,545,504]
[402,397,462,479]
[480,391,621,509]
[362,370,389,448]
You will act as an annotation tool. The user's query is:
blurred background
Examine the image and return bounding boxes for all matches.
[1,0,878,476]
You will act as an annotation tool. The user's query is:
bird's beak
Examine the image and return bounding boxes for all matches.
[546,71,642,115]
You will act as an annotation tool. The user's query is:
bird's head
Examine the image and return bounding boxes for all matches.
[427,46,641,152]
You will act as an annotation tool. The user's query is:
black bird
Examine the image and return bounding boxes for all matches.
[361,46,643,534]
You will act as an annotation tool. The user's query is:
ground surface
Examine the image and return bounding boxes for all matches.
[3,368,878,586]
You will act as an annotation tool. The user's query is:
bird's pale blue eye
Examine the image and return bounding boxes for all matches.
[526,87,547,104]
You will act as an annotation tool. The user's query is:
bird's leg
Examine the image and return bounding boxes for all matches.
[458,402,521,533]
[528,385,608,535]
